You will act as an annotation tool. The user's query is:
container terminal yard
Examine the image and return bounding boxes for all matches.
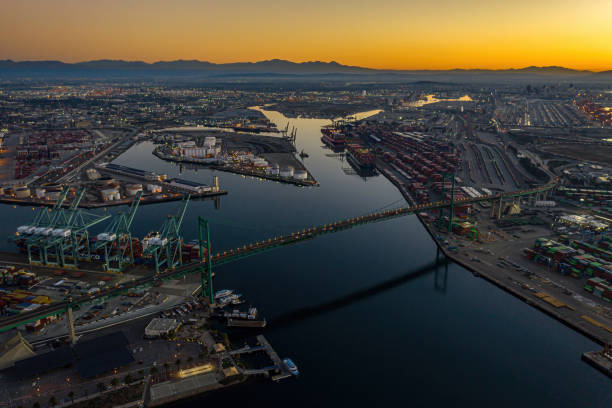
[0,83,611,406]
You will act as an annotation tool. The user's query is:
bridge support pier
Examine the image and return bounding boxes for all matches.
[67,306,76,345]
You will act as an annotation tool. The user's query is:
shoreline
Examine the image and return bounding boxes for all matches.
[152,149,319,187]
[0,190,228,209]
[375,161,611,373]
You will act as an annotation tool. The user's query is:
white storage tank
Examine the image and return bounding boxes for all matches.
[279,166,294,178]
[15,187,30,198]
[265,167,279,176]
[125,183,143,196]
[294,170,308,180]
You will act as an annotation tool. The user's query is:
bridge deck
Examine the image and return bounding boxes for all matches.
[0,180,558,332]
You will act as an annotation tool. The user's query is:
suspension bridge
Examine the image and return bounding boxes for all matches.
[0,178,557,334]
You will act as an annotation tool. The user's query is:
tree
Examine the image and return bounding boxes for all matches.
[68,391,74,405]
[175,359,181,368]
[150,366,158,375]
[110,378,119,389]
[124,374,133,385]
[163,362,169,375]
[97,382,105,393]
[187,356,193,364]
[48,396,57,407]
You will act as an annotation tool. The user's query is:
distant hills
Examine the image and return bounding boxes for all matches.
[0,59,374,74]
[0,59,609,81]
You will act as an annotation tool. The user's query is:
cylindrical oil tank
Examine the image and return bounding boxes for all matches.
[279,166,294,178]
[125,183,143,196]
[293,170,308,180]
[15,187,30,198]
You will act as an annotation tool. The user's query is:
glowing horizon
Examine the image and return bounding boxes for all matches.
[1,0,611,72]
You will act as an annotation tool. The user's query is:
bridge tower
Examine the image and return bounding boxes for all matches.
[437,173,456,233]
[198,217,214,304]
[66,304,76,345]
[94,191,143,273]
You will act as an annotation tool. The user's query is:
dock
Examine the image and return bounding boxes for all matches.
[235,335,293,381]
[257,335,293,381]
[0,190,227,209]
[153,149,318,187]
[581,349,612,378]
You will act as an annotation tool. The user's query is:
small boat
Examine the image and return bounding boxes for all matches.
[214,289,233,300]
[283,358,299,376]
[299,150,309,158]
[217,293,242,306]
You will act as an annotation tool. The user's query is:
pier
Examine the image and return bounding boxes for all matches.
[581,347,612,378]
[237,335,293,381]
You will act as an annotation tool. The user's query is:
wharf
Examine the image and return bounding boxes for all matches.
[0,190,227,209]
[581,349,612,378]
[419,220,612,346]
[374,158,612,374]
[238,335,293,381]
[153,149,318,187]
[257,335,293,381]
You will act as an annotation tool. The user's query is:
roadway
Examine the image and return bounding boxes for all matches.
[0,178,558,332]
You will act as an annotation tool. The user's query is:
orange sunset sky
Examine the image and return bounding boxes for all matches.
[1,0,611,71]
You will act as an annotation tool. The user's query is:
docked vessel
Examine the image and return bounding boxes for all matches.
[283,358,299,376]
[224,307,267,327]
[346,144,376,170]
[214,289,233,300]
[217,293,242,307]
[321,127,346,148]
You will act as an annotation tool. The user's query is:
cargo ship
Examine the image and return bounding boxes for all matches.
[321,127,346,148]
[346,144,376,170]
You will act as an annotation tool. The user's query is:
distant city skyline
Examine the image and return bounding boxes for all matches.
[1,0,611,71]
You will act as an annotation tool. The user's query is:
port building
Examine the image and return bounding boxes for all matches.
[144,318,179,338]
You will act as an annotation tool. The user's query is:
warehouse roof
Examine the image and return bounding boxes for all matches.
[76,348,134,378]
[73,331,129,356]
[12,346,75,379]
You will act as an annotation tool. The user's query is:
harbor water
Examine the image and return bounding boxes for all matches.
[0,109,610,407]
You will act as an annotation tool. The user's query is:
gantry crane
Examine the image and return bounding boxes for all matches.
[143,194,190,274]
[94,191,143,273]
[14,186,70,264]
[33,188,111,267]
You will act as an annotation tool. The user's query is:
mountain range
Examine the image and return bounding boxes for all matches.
[0,59,609,80]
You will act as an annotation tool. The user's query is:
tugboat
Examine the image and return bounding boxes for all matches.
[214,289,233,300]
[283,358,299,376]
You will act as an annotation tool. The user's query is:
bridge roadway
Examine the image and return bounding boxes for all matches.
[0,179,557,332]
